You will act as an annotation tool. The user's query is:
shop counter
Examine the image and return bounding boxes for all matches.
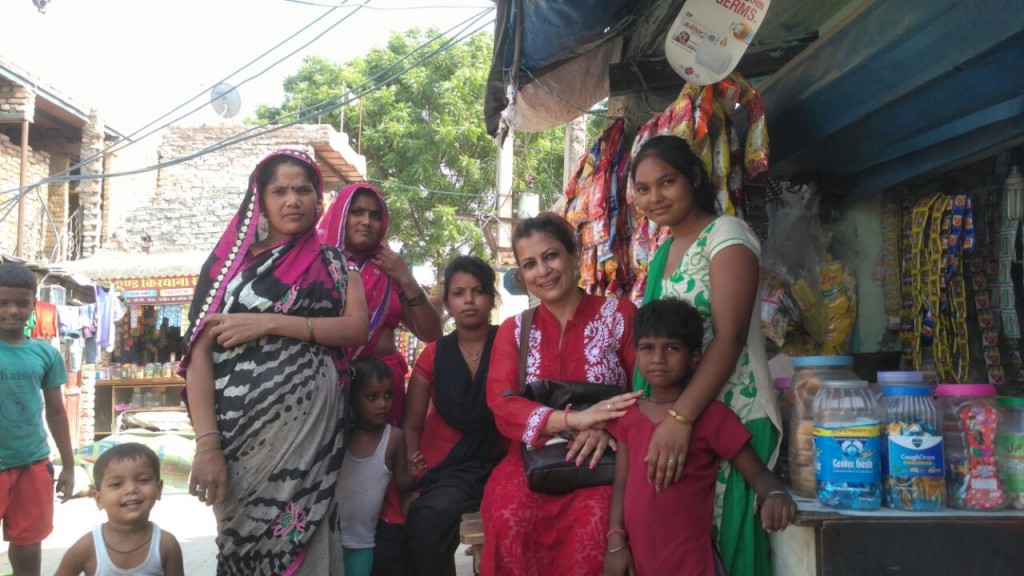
[772,494,1024,575]
[94,377,187,438]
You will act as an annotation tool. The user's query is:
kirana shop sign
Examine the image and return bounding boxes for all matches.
[665,0,770,85]
[114,276,198,305]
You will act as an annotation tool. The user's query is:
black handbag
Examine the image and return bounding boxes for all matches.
[516,307,618,495]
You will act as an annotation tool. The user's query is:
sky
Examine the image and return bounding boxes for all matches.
[0,0,494,133]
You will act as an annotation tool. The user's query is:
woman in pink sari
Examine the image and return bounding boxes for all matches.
[319,183,443,423]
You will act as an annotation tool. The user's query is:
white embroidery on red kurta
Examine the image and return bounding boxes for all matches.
[582,298,627,387]
[523,406,552,445]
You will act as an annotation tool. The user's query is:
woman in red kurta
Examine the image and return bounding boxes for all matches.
[480,213,640,576]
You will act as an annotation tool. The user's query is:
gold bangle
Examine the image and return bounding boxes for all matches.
[195,445,222,455]
[667,408,694,426]
[306,317,316,343]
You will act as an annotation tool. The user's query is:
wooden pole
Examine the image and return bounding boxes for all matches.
[15,119,29,258]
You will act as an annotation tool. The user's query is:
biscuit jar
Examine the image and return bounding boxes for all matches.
[789,356,856,497]
[937,384,1006,510]
[813,379,882,510]
[996,396,1024,509]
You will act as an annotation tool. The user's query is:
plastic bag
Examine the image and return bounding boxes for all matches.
[760,182,829,346]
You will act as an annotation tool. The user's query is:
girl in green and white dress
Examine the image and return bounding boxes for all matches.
[630,135,781,576]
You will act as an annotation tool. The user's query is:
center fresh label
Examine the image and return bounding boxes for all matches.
[887,435,944,477]
[814,424,881,484]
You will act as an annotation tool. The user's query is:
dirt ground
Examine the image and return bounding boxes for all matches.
[0,490,474,575]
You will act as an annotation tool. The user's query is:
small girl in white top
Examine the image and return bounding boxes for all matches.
[55,443,183,576]
[337,357,415,576]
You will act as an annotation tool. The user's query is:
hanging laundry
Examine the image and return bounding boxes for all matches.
[96,284,125,352]
[84,335,99,364]
[156,305,184,329]
[66,336,84,373]
[56,305,89,339]
[30,301,59,340]
[23,310,36,338]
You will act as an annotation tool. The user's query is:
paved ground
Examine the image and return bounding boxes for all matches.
[0,490,474,575]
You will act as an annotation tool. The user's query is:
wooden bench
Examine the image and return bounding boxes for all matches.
[459,512,485,575]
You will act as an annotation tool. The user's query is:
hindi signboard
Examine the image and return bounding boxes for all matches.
[113,276,198,305]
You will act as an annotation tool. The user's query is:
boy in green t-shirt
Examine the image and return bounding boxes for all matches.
[0,263,74,575]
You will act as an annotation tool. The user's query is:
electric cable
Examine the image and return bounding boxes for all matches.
[0,0,365,204]
[0,9,495,228]
[286,0,491,9]
[0,5,493,211]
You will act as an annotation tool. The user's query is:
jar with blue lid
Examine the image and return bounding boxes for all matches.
[790,356,856,497]
[882,385,945,510]
[813,379,882,510]
[877,371,926,386]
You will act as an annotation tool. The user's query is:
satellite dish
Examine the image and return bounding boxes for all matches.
[210,83,241,118]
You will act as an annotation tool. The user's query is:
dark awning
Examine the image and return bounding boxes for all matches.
[760,0,1024,198]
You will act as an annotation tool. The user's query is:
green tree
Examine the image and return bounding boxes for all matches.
[252,29,566,279]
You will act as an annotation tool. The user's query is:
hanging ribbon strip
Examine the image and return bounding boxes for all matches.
[880,192,903,331]
[904,192,974,382]
[998,189,1023,387]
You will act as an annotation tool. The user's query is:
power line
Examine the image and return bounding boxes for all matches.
[0,11,496,229]
[286,0,491,9]
[0,6,493,206]
[0,0,367,208]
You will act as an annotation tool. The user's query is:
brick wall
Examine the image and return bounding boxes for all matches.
[0,78,35,122]
[0,133,51,258]
[113,124,347,254]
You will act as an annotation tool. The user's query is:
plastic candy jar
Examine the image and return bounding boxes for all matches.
[936,384,1006,510]
[790,356,856,497]
[996,396,1024,510]
[882,385,945,510]
[774,377,793,484]
[876,371,926,397]
[877,371,926,387]
[813,379,882,510]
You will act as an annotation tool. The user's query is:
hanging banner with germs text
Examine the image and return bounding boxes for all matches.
[665,0,771,85]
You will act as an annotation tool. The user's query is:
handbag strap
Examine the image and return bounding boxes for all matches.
[517,307,537,391]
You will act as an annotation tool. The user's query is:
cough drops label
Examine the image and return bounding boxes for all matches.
[814,424,882,483]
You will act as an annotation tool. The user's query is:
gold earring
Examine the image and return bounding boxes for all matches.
[257,214,269,242]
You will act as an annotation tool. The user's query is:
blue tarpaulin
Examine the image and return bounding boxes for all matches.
[485,0,636,137]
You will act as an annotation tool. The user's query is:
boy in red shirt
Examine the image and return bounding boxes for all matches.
[606,298,794,576]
